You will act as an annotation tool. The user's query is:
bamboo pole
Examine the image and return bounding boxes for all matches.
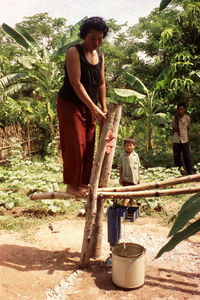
[29,191,83,200]
[98,186,200,199]
[98,173,200,193]
[80,103,117,268]
[90,104,122,258]
[29,173,200,200]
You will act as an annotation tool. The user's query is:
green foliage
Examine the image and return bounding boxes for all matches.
[141,151,174,168]
[0,215,43,232]
[1,18,81,137]
[194,162,200,173]
[114,71,170,151]
[15,13,69,51]
[0,143,68,214]
[168,193,200,237]
[0,97,22,125]
[0,146,88,232]
[158,1,200,119]
[156,219,200,258]
[140,166,181,183]
[156,193,200,258]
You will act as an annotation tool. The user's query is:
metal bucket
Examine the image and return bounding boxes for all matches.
[112,242,146,289]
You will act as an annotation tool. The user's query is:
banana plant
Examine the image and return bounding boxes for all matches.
[156,192,200,258]
[114,70,169,151]
[1,21,82,136]
[159,0,173,11]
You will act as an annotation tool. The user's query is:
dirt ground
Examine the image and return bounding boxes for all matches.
[0,216,199,300]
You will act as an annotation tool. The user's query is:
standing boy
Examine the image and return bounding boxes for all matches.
[118,137,141,206]
[172,103,192,175]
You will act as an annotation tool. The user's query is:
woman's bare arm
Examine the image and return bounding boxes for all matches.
[66,47,106,121]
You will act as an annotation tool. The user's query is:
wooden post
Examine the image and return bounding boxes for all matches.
[90,104,122,258]
[99,105,122,187]
[80,103,116,268]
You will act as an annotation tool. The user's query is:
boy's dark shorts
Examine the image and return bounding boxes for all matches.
[122,181,135,186]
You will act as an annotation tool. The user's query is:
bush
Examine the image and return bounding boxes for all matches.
[141,150,174,168]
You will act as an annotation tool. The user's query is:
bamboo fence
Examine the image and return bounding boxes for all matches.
[0,123,44,161]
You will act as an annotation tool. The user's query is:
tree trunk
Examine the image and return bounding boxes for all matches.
[90,104,122,258]
[80,103,117,268]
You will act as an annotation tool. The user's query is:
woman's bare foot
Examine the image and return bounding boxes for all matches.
[80,184,89,190]
[67,184,88,198]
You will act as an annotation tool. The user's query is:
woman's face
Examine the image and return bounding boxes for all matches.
[84,30,104,51]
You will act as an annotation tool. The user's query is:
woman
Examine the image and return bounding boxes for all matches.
[57,17,109,197]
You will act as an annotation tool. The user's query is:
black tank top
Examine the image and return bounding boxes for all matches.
[59,44,102,106]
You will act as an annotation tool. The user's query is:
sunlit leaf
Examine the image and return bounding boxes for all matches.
[155,219,200,258]
[168,192,200,237]
[18,56,37,69]
[114,88,145,99]
[125,72,148,94]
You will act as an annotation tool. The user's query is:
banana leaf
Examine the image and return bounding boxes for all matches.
[2,23,30,50]
[15,25,40,49]
[53,39,80,57]
[168,192,200,237]
[159,0,172,11]
[125,72,148,94]
[0,82,32,100]
[150,68,170,91]
[0,73,27,88]
[60,33,67,47]
[155,219,200,259]
[114,88,146,99]
[69,16,87,38]
[18,56,37,69]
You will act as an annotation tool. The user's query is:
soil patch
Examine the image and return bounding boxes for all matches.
[0,217,199,299]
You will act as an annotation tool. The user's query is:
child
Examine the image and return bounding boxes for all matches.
[118,137,141,206]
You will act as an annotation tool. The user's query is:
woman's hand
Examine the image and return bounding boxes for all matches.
[90,104,107,122]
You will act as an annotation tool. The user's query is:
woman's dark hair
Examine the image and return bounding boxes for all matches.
[79,17,109,39]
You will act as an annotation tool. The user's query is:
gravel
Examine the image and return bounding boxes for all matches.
[45,222,200,299]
